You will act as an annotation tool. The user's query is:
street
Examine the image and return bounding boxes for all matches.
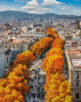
[25,59,45,102]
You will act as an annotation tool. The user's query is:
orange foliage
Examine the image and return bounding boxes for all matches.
[30,37,53,56]
[0,49,36,102]
[46,48,64,56]
[42,28,72,102]
[42,55,64,74]
[52,37,64,48]
[14,50,36,67]
[44,73,72,102]
[46,28,59,38]
[0,64,30,102]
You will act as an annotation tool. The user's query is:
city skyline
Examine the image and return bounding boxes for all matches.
[0,0,81,15]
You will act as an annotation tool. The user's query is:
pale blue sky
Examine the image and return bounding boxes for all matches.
[0,0,81,15]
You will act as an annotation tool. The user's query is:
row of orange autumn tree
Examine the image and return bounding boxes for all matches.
[30,37,53,56]
[0,50,36,102]
[0,36,54,102]
[42,28,72,102]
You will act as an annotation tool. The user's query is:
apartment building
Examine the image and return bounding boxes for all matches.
[2,40,29,53]
[65,49,81,102]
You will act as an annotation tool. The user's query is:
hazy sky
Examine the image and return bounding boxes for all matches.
[0,0,81,15]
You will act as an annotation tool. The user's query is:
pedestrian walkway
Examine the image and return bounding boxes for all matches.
[25,59,45,102]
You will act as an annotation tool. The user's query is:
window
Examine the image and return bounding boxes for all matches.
[76,81,79,87]
[76,73,79,79]
[76,93,79,99]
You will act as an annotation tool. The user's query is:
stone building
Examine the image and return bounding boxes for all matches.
[2,40,29,53]
[65,50,81,102]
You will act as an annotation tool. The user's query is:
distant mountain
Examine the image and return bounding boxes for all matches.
[0,10,81,22]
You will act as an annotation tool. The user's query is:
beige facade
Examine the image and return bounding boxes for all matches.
[70,70,81,102]
[65,50,81,102]
[2,42,29,53]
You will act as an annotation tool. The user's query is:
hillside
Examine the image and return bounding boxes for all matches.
[0,10,81,22]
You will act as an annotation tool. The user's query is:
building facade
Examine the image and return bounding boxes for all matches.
[5,49,12,68]
[0,47,6,77]
[65,50,81,102]
[2,42,29,53]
